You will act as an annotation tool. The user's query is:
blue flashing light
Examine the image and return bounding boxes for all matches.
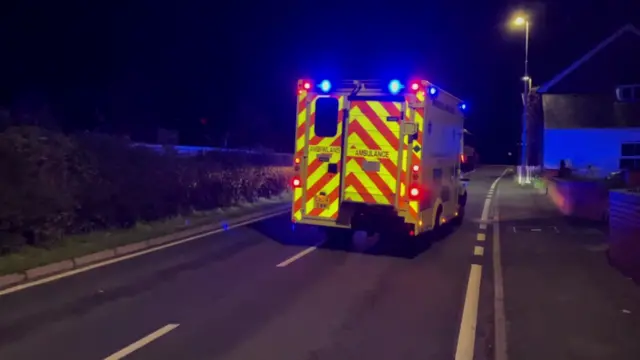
[459,102,467,111]
[222,222,229,231]
[319,79,332,93]
[428,86,438,96]
[388,79,403,94]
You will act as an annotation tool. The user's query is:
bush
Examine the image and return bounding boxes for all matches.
[0,127,290,253]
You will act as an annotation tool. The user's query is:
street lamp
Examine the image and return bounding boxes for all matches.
[512,13,531,183]
[514,16,526,26]
[512,16,530,88]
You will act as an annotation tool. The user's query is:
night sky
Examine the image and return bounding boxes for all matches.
[1,0,639,163]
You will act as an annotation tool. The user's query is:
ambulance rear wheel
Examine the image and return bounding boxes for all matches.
[433,206,443,234]
[452,206,465,226]
[459,192,468,207]
[323,227,350,244]
[452,193,467,226]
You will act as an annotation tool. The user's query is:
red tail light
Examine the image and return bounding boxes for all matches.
[409,185,420,200]
[411,164,420,180]
[295,157,301,164]
[292,176,302,188]
[460,154,466,163]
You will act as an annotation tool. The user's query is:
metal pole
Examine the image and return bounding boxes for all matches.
[524,21,529,80]
[521,21,530,183]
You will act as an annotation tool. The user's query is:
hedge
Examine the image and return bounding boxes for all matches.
[0,126,290,254]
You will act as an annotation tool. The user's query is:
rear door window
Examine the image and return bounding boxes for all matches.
[315,97,339,137]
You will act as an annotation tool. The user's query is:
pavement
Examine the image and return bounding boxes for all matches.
[495,177,640,360]
[1,165,638,360]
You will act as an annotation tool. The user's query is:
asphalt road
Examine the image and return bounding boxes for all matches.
[0,166,507,360]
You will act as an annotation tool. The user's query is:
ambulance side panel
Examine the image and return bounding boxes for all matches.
[417,92,465,231]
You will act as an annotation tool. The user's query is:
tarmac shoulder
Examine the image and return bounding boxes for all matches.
[497,181,640,360]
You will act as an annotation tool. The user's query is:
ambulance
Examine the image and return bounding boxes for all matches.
[291,79,468,237]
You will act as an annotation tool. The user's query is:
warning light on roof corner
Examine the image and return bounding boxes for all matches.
[410,82,420,91]
[319,80,331,93]
[303,82,311,90]
[388,79,402,94]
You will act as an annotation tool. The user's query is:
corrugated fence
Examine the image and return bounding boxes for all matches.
[608,189,640,283]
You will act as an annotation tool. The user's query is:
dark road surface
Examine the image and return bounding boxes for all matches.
[7,165,635,360]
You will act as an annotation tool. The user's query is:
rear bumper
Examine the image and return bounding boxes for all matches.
[294,202,416,234]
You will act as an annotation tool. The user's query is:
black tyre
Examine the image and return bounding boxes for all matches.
[459,192,468,207]
[433,206,443,231]
[452,193,467,226]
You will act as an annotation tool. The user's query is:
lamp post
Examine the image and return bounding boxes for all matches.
[513,15,531,183]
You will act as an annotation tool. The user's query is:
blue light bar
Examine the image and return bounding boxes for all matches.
[319,80,332,93]
[428,86,438,96]
[388,79,402,94]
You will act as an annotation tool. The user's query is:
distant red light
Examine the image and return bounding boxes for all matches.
[409,230,415,236]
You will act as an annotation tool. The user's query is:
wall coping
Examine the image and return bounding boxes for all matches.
[548,176,604,184]
[610,188,640,196]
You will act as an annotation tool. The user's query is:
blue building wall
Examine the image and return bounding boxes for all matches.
[544,128,640,176]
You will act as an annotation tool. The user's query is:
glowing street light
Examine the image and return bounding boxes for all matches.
[513,16,526,26]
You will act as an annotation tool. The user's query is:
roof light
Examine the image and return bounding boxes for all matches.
[427,86,438,96]
[388,79,403,95]
[319,80,331,93]
[459,102,467,111]
[303,81,311,90]
[410,82,420,91]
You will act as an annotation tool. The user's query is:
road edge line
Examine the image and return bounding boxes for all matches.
[493,179,509,360]
[0,206,290,297]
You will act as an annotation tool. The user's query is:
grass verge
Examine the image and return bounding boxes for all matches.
[0,192,291,276]
[532,177,546,189]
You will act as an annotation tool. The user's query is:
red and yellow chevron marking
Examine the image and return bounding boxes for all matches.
[292,89,311,221]
[292,90,345,221]
[343,100,402,207]
[411,103,425,222]
[292,86,426,226]
[404,93,425,223]
[304,95,345,219]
